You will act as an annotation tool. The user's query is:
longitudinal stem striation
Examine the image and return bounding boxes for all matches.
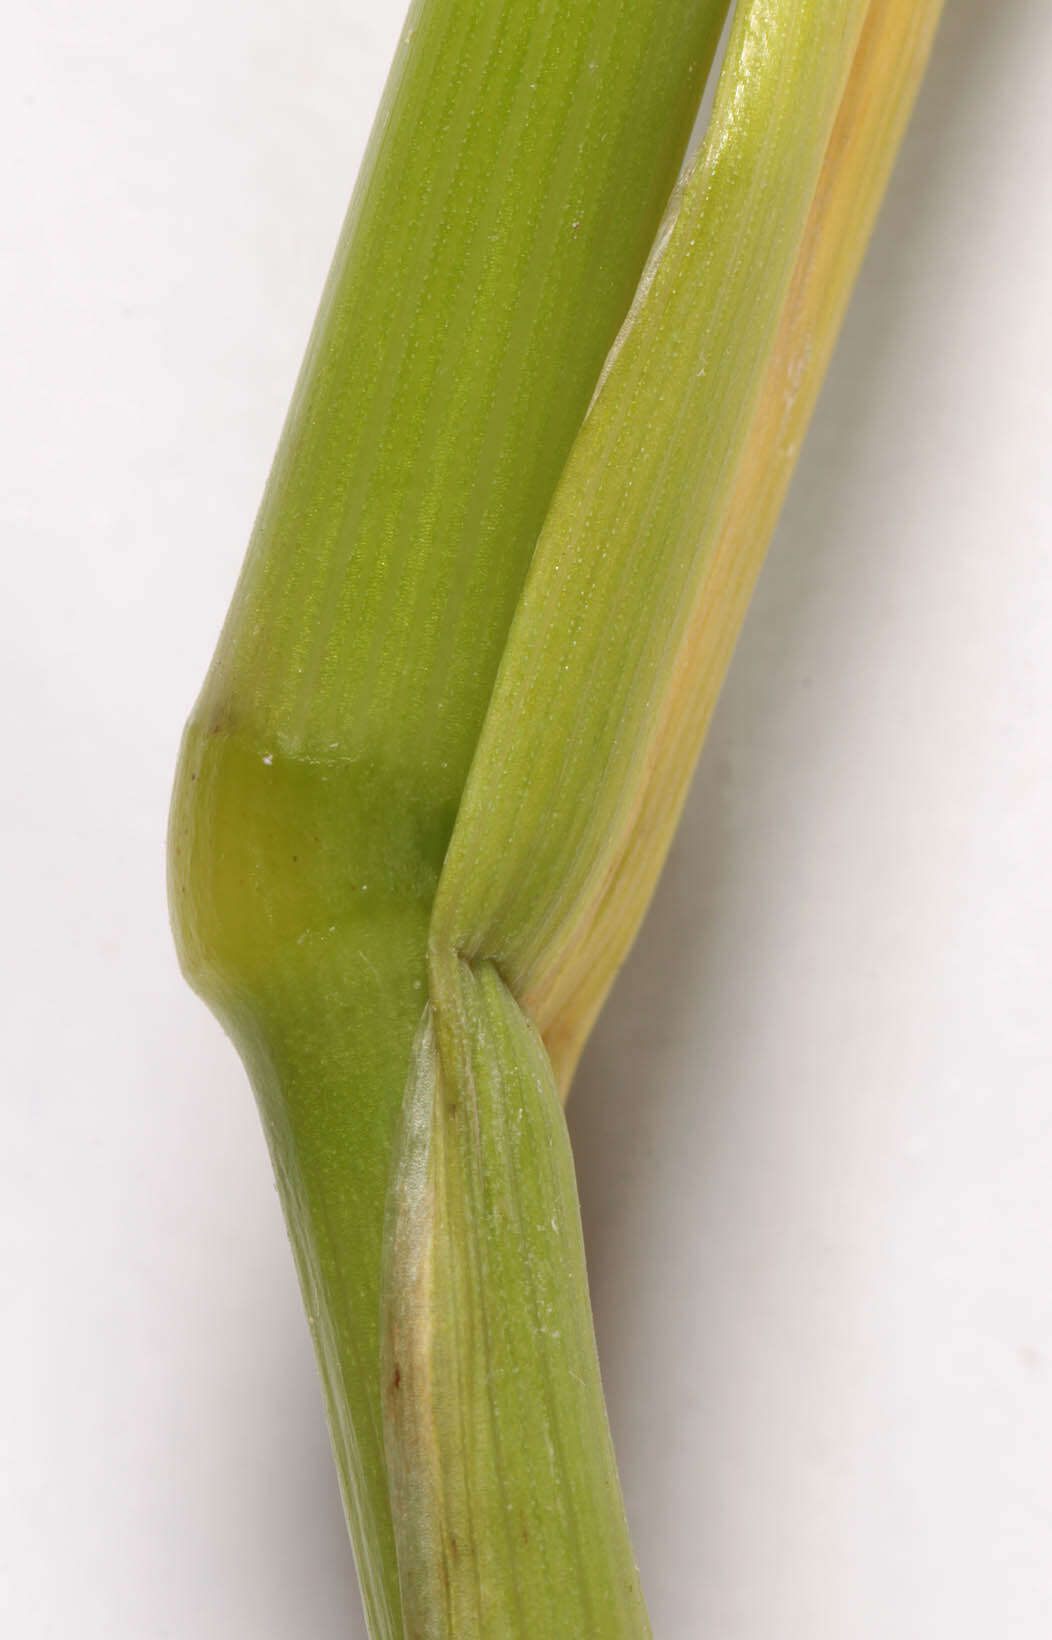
[170,2,730,1633]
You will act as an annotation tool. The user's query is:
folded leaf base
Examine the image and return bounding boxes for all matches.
[169,1,944,1634]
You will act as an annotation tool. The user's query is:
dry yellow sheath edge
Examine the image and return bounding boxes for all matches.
[382,1,943,1636]
[531,0,946,1089]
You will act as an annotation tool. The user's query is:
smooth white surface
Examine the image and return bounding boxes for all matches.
[3,2,1051,1635]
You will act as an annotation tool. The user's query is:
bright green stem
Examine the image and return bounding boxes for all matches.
[169,1,729,1634]
[383,959,648,1638]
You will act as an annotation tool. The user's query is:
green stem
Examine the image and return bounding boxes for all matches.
[169,2,728,1633]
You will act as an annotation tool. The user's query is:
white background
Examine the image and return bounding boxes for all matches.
[3,1,1051,1634]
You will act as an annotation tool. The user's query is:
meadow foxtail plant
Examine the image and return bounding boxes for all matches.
[169,1,944,1634]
